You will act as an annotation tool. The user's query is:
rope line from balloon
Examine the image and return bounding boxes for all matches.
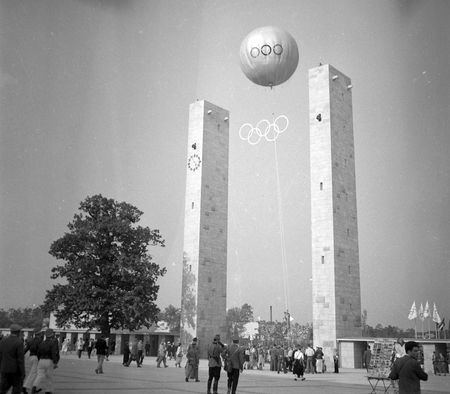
[239,115,289,145]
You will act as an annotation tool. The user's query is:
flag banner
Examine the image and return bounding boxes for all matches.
[408,301,417,320]
[438,318,445,331]
[419,303,424,321]
[432,303,442,324]
[423,301,430,318]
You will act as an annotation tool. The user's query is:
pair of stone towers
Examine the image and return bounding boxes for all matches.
[180,64,362,358]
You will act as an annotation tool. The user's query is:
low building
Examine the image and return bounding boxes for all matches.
[337,337,450,372]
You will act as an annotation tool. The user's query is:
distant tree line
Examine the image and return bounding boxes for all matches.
[0,306,47,330]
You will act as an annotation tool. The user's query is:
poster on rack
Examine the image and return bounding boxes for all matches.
[367,338,395,378]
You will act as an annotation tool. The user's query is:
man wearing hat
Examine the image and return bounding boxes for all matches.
[185,337,200,382]
[207,334,225,394]
[224,337,244,394]
[31,328,59,394]
[0,323,25,394]
[22,329,44,394]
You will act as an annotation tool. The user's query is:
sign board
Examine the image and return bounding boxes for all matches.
[367,338,394,378]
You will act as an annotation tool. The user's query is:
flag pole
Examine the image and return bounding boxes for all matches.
[428,316,430,339]
[415,317,417,339]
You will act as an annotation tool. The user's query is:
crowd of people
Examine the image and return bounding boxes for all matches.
[1,324,449,394]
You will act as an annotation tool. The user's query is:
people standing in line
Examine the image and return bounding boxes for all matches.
[76,337,84,359]
[94,334,108,374]
[0,324,25,394]
[185,337,200,382]
[156,341,168,368]
[333,349,339,373]
[292,346,306,381]
[137,340,144,367]
[175,343,183,368]
[207,334,224,394]
[22,329,44,394]
[31,328,60,394]
[224,337,244,394]
[305,344,315,373]
[388,341,428,394]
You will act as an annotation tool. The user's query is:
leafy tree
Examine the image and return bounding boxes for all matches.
[43,194,166,336]
[226,303,254,341]
[158,304,181,331]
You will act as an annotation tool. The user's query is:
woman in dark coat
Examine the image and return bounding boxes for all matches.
[292,347,306,381]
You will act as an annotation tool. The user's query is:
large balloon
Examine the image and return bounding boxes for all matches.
[240,26,299,87]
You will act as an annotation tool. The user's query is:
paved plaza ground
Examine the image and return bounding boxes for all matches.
[29,354,450,394]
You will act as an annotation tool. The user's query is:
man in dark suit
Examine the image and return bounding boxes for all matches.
[225,337,244,394]
[32,328,60,394]
[389,341,428,394]
[0,323,25,394]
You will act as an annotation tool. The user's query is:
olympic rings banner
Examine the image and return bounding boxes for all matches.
[239,115,289,145]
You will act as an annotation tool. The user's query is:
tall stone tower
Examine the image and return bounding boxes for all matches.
[180,100,229,357]
[309,64,362,363]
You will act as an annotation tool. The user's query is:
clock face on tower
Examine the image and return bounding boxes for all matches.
[187,153,201,171]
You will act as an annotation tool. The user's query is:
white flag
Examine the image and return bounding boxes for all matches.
[408,301,417,320]
[419,303,424,321]
[423,301,430,318]
[432,303,442,324]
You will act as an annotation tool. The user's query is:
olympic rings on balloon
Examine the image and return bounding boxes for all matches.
[239,115,289,145]
[250,43,283,58]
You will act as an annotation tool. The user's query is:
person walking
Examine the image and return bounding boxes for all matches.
[127,340,138,367]
[0,323,25,394]
[156,341,168,368]
[388,341,428,394]
[175,343,183,368]
[87,338,95,359]
[94,335,108,374]
[363,344,372,372]
[60,338,70,355]
[292,346,306,381]
[207,334,224,394]
[122,342,131,367]
[185,338,200,382]
[22,329,44,394]
[137,340,144,367]
[225,337,244,394]
[31,328,60,394]
[76,337,84,359]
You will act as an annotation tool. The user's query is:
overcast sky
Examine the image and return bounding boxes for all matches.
[1,0,449,329]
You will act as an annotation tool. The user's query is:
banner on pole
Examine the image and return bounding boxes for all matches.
[408,301,417,320]
[423,301,430,319]
[419,303,424,321]
[432,303,441,324]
